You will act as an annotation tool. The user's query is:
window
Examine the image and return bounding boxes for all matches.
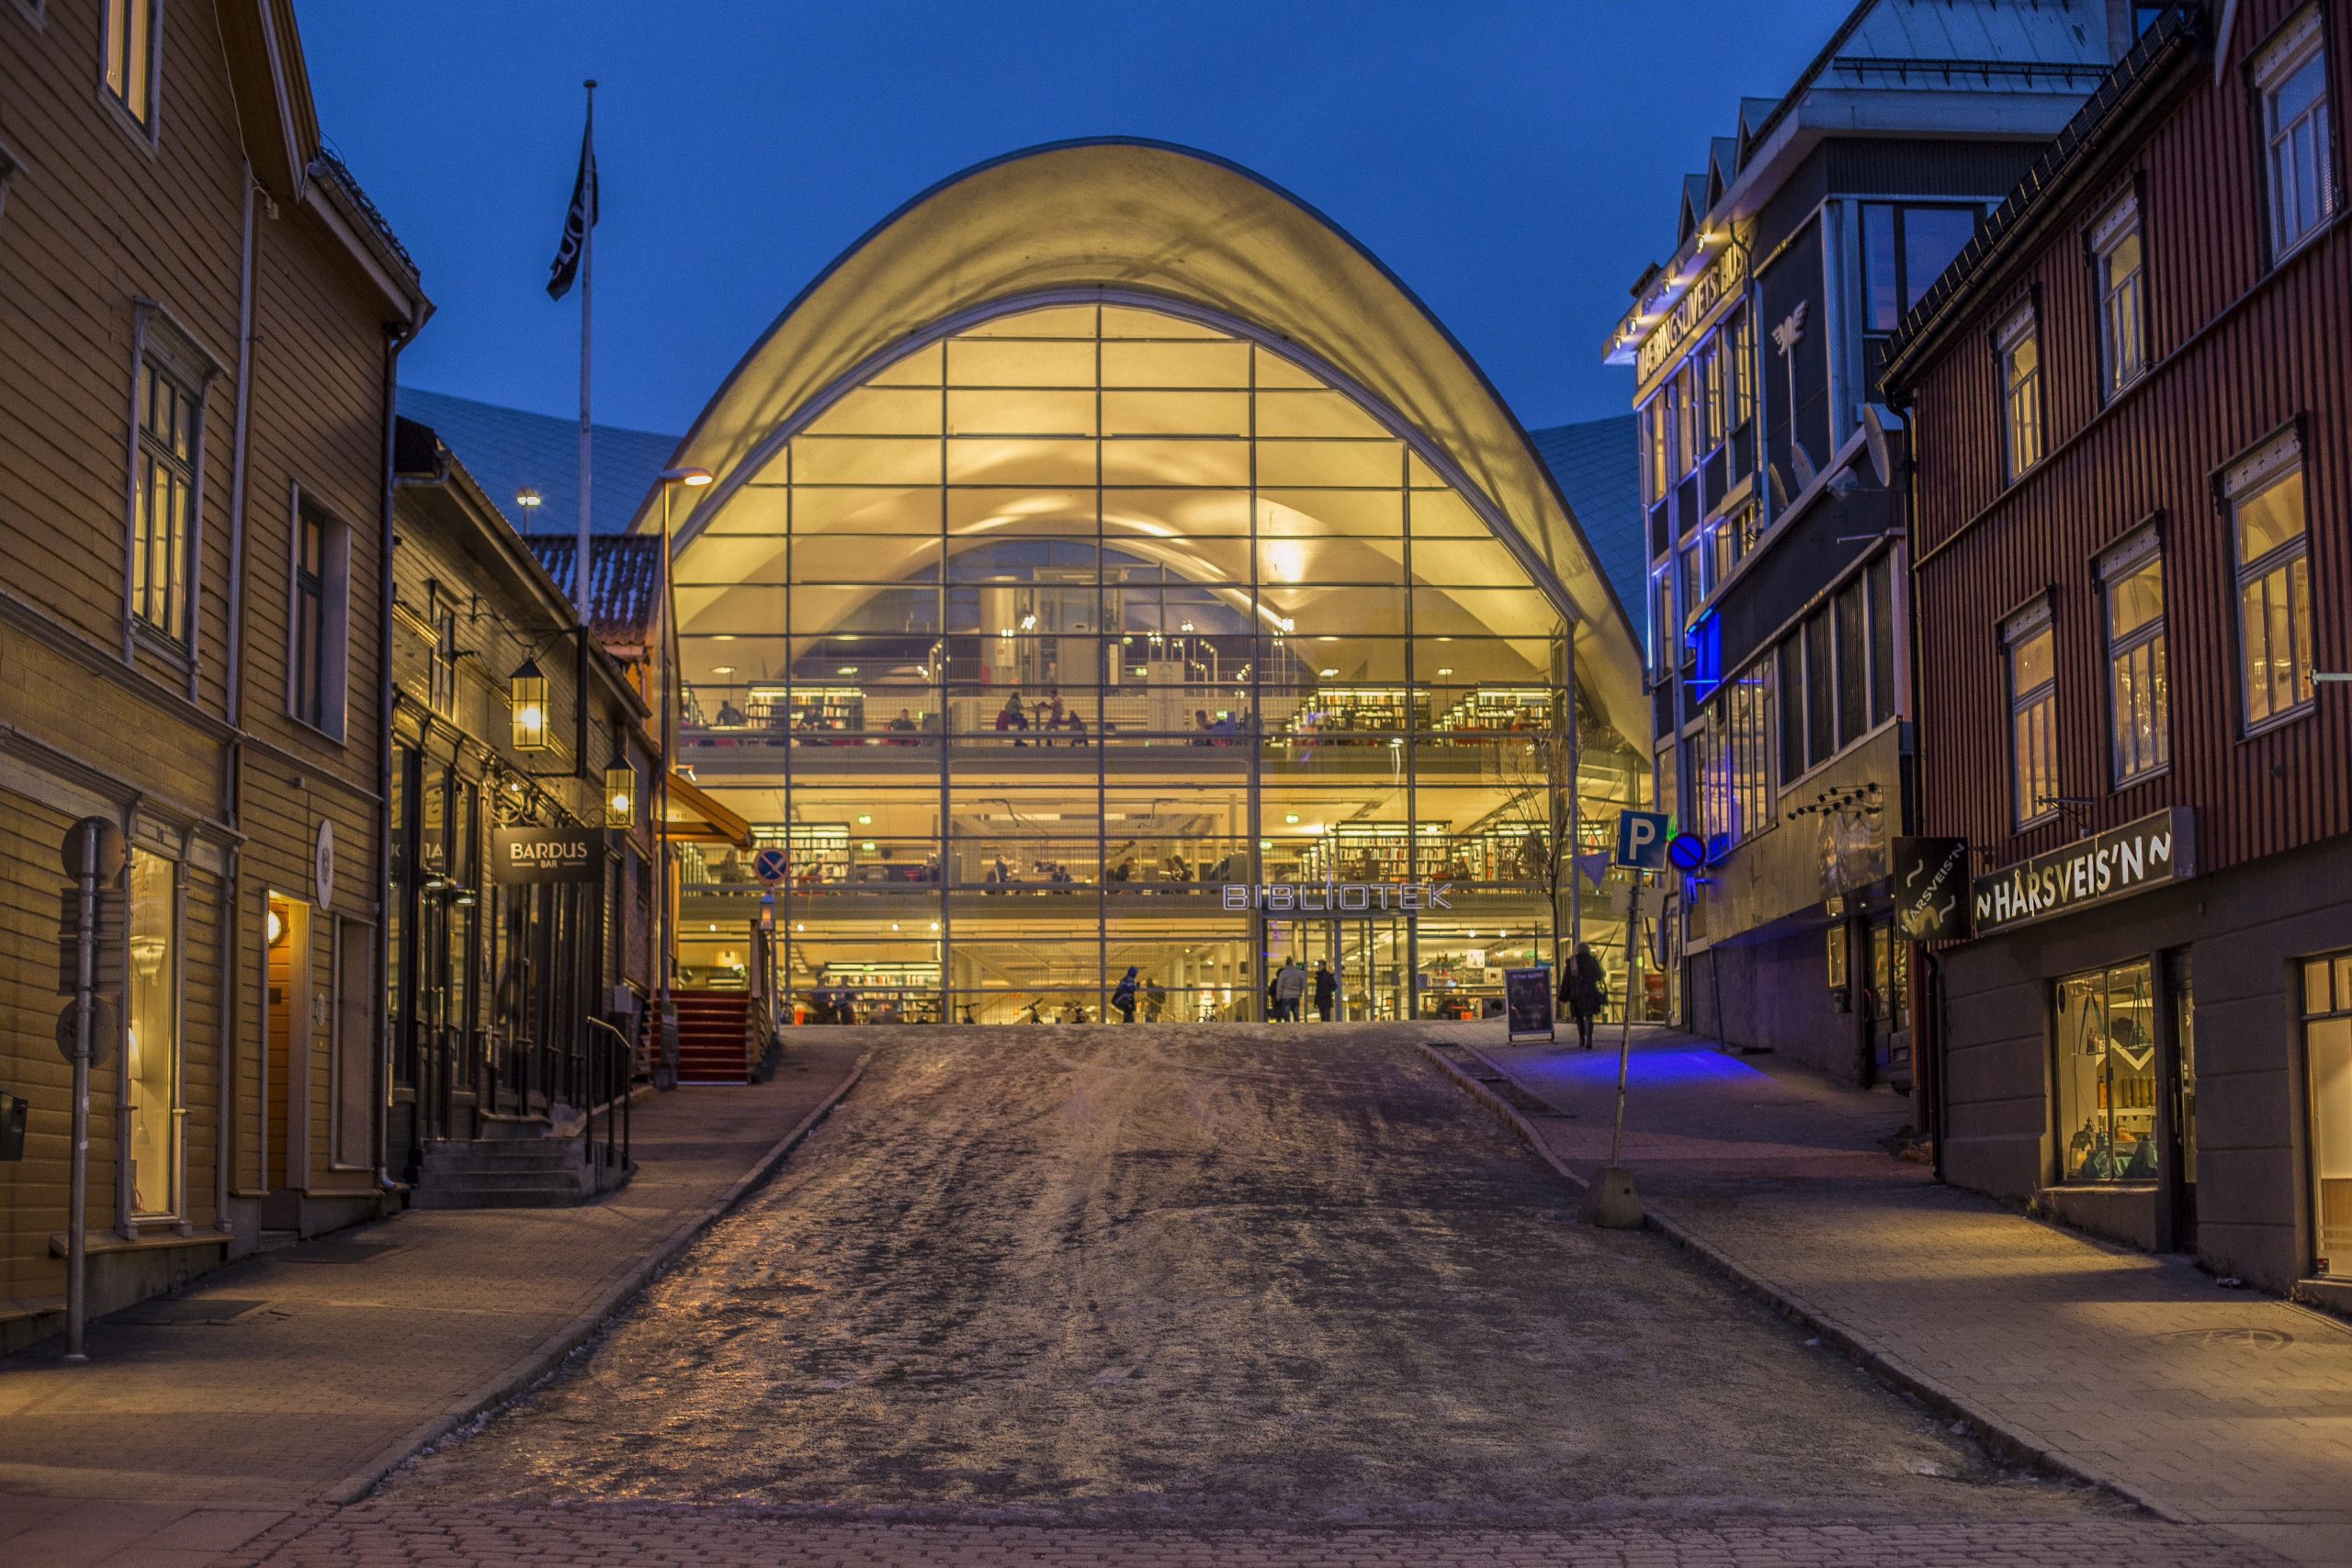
[1649,567,1676,680]
[128,846,179,1217]
[102,0,159,130]
[2226,434,2315,730]
[2100,530,2170,784]
[1679,539,1705,615]
[2092,196,2147,397]
[427,583,458,716]
[2006,604,2058,829]
[2259,9,2336,259]
[1698,338,1723,452]
[1997,305,2044,481]
[1834,579,1868,746]
[1860,203,1980,332]
[131,354,198,642]
[1672,361,1698,479]
[1707,515,1737,590]
[1866,555,1897,728]
[1642,395,1668,505]
[0,134,19,222]
[2054,959,2160,1183]
[1803,608,1834,770]
[290,495,350,738]
[2303,949,2352,1278]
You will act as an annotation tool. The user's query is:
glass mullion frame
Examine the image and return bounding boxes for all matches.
[1096,307,1110,1019]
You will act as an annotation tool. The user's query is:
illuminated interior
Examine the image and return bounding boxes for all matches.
[667,299,1645,1021]
[639,144,1648,1023]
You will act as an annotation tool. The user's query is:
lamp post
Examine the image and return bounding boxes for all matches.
[653,467,710,1087]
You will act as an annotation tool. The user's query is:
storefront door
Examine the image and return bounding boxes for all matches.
[2301,949,2352,1280]
[2165,949,2199,1251]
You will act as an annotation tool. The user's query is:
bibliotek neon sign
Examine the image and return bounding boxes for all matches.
[1221,882,1454,913]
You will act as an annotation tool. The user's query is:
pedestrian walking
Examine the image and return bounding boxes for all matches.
[1273,958,1307,1022]
[1144,975,1166,1021]
[1562,942,1606,1050]
[1112,965,1139,1023]
[1313,960,1338,1022]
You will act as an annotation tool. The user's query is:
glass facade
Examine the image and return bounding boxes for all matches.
[672,301,1645,1024]
[2054,960,2159,1183]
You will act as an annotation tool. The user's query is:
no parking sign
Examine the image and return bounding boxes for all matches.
[753,847,790,885]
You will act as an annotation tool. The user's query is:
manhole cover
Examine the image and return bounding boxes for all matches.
[109,1297,276,1326]
[2152,1326,2294,1350]
[275,1242,400,1264]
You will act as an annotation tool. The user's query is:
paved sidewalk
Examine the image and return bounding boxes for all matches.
[0,1040,865,1567]
[1429,1023,2352,1568]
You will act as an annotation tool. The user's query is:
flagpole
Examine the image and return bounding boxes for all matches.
[575,79,596,618]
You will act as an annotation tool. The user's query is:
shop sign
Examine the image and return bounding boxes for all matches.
[1971,809,2194,936]
[1891,837,1971,941]
[492,826,606,886]
[1221,881,1453,914]
[1636,238,1749,389]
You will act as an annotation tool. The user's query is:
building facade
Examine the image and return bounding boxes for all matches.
[1883,1,2351,1300]
[1602,0,2132,1088]
[638,142,1653,1027]
[387,420,659,1192]
[0,0,425,1346]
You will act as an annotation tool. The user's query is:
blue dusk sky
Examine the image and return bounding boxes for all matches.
[300,0,1855,437]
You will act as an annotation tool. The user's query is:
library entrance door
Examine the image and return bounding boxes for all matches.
[1269,917,1409,1022]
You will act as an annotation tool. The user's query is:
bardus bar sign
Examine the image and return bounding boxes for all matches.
[493,827,606,886]
[1970,808,2194,935]
[1221,882,1454,914]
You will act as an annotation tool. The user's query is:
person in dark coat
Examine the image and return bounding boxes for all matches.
[1112,966,1140,1024]
[1313,960,1338,1022]
[1561,942,1606,1050]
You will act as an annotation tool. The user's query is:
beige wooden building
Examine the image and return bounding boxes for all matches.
[0,0,428,1348]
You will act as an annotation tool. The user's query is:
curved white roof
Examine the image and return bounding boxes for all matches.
[643,139,1646,744]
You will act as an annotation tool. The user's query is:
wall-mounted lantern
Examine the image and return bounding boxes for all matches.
[510,659,549,751]
[604,763,636,829]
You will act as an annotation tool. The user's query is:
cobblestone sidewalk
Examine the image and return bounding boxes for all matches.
[1432,1024,2352,1568]
[0,1040,866,1567]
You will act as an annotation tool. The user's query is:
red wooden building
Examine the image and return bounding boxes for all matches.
[1883,2,2351,1301]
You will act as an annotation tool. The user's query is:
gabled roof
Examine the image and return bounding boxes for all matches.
[1526,415,1643,620]
[526,536,665,650]
[400,389,678,539]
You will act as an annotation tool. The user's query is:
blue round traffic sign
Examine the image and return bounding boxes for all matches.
[752,847,790,885]
[1666,833,1709,873]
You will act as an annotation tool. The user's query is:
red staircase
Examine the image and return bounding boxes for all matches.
[673,991,753,1084]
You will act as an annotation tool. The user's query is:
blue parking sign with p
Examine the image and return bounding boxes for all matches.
[1614,810,1672,871]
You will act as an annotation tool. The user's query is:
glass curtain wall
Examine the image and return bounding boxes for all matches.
[673,301,1640,1022]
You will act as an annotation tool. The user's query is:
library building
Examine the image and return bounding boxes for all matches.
[651,142,1652,1025]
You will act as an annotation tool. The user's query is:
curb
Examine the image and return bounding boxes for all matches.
[319,1054,872,1506]
[1417,1041,2192,1527]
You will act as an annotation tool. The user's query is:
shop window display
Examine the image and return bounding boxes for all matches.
[2054,960,2159,1182]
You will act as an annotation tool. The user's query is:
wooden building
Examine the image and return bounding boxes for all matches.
[1883,2,2351,1300]
[387,419,658,1203]
[0,0,428,1345]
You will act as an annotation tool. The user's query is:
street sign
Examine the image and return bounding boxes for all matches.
[1613,810,1672,871]
[55,994,118,1069]
[1503,967,1555,1043]
[1666,832,1708,873]
[752,847,790,886]
[492,827,605,886]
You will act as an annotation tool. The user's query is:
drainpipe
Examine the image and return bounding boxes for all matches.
[376,321,416,1204]
[218,164,258,1243]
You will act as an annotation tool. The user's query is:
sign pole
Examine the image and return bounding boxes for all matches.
[1608,873,1641,1169]
[64,829,94,1363]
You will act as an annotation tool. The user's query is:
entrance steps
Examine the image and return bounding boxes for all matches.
[673,991,768,1085]
[413,1132,630,1209]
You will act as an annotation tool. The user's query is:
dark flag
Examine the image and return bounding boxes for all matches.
[547,118,598,300]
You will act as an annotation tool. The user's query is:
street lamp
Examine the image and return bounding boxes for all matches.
[603,763,636,829]
[509,659,549,750]
[515,486,544,519]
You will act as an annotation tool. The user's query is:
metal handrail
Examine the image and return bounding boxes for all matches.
[582,1016,633,1176]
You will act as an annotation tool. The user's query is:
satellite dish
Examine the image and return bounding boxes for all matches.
[1862,403,1901,488]
[1768,464,1792,510]
[1790,440,1819,491]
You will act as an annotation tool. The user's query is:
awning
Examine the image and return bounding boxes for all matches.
[664,769,753,847]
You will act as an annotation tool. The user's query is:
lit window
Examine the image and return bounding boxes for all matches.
[1997,305,2043,481]
[2054,960,2160,1183]
[2099,530,2170,784]
[131,354,198,642]
[2258,9,2335,260]
[103,0,159,130]
[2226,434,2315,731]
[2092,197,2147,397]
[1650,567,1677,680]
[427,585,458,716]
[128,847,180,1216]
[2005,604,2058,829]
